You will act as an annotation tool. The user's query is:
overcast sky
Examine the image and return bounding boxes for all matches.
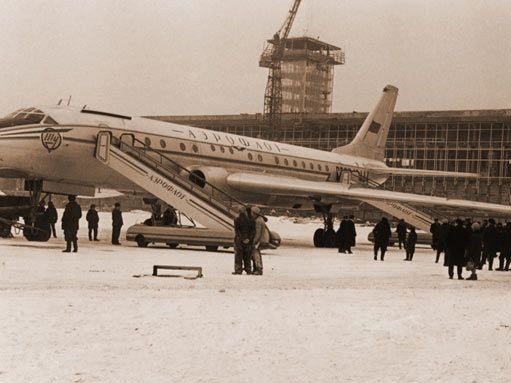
[1,0,510,117]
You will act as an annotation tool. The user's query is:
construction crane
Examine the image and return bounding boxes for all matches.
[259,0,302,139]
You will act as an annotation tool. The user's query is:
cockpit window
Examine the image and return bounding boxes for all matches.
[0,108,51,128]
[42,116,58,125]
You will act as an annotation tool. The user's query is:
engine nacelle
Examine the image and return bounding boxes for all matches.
[185,166,231,191]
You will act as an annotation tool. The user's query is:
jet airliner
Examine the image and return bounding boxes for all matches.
[1,85,510,245]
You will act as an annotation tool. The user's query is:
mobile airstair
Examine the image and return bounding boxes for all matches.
[95,131,241,232]
[351,171,435,231]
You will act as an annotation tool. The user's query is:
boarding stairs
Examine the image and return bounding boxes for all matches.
[351,171,435,232]
[95,132,242,232]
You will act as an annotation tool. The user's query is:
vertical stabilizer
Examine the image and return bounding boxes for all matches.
[333,85,398,161]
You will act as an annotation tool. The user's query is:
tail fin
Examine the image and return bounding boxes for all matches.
[333,85,398,161]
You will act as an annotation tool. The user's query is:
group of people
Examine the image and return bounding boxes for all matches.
[430,217,511,280]
[42,196,124,252]
[233,205,270,276]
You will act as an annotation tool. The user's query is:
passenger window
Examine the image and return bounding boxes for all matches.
[248,153,253,161]
[301,161,306,168]
[229,147,234,154]
[180,143,186,151]
[220,146,225,153]
[192,144,199,153]
[274,157,280,165]
[210,144,216,152]
[325,165,329,172]
[293,160,297,167]
[145,137,151,146]
[318,164,322,171]
[284,158,289,166]
[309,163,314,170]
[257,154,263,162]
[160,139,166,149]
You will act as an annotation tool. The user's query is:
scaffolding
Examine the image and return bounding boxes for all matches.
[260,36,345,114]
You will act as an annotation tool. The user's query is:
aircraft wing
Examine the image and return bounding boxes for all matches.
[366,166,479,179]
[227,172,511,215]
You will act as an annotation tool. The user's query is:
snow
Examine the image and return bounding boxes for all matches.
[1,213,511,382]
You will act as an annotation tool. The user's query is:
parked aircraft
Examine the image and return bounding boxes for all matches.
[1,85,510,245]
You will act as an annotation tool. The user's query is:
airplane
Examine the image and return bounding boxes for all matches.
[1,84,510,246]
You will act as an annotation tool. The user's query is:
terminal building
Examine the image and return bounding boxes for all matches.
[150,109,511,218]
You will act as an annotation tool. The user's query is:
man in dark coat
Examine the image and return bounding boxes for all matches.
[466,222,483,280]
[496,222,511,271]
[436,219,449,264]
[46,201,58,238]
[86,204,99,241]
[111,202,123,245]
[337,216,349,253]
[233,206,253,275]
[61,195,82,252]
[373,217,391,261]
[404,226,417,261]
[482,218,498,270]
[445,219,469,279]
[430,218,441,252]
[346,215,357,254]
[396,219,407,250]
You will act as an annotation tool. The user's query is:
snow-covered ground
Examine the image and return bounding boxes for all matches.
[1,213,511,382]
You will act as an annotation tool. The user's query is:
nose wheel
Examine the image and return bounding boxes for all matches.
[22,180,51,242]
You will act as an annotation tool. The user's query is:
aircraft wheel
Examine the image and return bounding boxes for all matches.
[205,245,218,252]
[135,235,149,248]
[166,243,178,249]
[313,228,325,248]
[323,228,336,248]
[23,227,50,242]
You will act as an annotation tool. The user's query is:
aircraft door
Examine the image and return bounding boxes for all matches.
[340,170,351,185]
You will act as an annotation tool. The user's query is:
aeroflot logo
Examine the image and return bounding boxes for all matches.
[40,128,62,152]
[149,175,185,199]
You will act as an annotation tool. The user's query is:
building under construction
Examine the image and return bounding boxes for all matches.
[260,36,345,114]
[151,108,511,218]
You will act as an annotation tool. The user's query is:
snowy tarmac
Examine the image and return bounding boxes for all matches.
[1,214,511,382]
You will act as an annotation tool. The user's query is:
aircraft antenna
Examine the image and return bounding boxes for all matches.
[67,95,72,106]
[57,99,62,106]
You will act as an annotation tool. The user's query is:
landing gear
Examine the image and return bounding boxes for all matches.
[313,205,337,248]
[22,180,51,242]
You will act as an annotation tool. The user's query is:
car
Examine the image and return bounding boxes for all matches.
[126,223,234,251]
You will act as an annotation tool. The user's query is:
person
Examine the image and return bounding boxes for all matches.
[396,219,407,250]
[151,200,162,224]
[466,222,483,280]
[61,195,82,253]
[86,204,99,241]
[404,226,417,261]
[445,219,469,279]
[111,202,123,245]
[162,207,178,226]
[482,218,498,271]
[430,218,441,253]
[337,216,349,253]
[46,201,58,238]
[233,206,253,275]
[250,206,265,275]
[496,222,511,271]
[372,217,391,261]
[436,219,449,264]
[346,215,357,254]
